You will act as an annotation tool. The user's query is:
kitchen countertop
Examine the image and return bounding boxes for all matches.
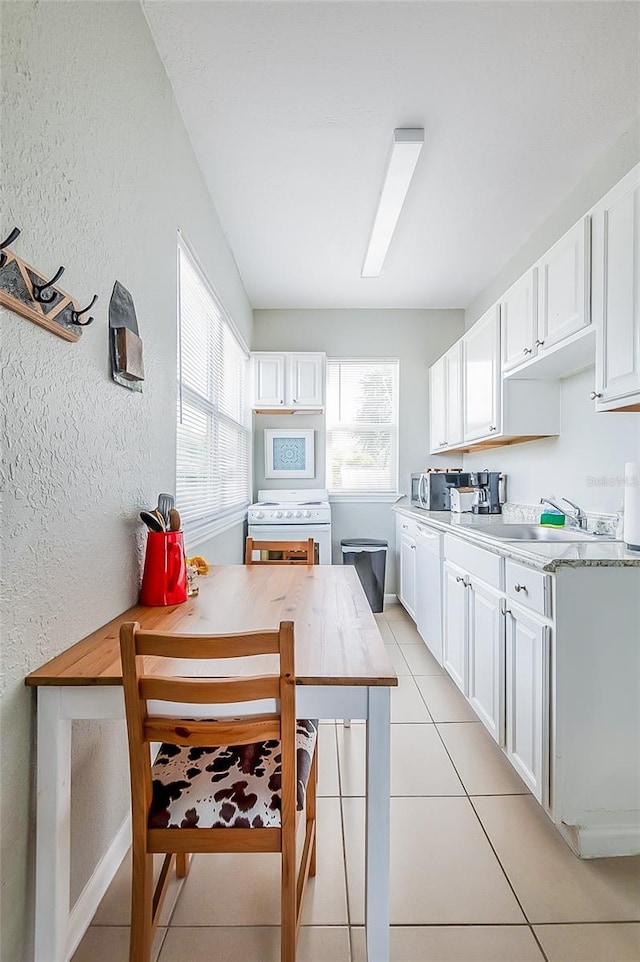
[393,498,640,572]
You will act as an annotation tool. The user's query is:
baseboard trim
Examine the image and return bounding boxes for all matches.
[559,820,640,858]
[384,593,399,605]
[65,815,131,959]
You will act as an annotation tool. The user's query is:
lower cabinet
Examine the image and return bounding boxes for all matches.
[504,604,550,803]
[397,518,417,620]
[442,561,469,693]
[468,580,505,745]
[443,561,505,742]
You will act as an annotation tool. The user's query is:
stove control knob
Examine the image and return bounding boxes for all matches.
[255,510,264,519]
[303,510,311,518]
[285,510,292,518]
[275,511,283,518]
[294,510,302,518]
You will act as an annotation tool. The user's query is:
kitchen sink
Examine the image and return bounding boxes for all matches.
[481,524,611,542]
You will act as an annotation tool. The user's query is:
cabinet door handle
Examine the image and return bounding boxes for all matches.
[523,347,533,355]
[489,425,498,432]
[411,544,416,550]
[292,398,297,403]
[501,604,512,617]
[590,391,603,400]
[439,441,448,447]
[279,399,284,404]
[535,339,545,347]
[514,583,527,593]
[455,575,465,583]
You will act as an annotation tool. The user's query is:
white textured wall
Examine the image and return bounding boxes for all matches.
[0,3,252,959]
[463,120,640,511]
[252,309,465,589]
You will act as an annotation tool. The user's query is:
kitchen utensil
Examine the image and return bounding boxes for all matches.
[152,508,167,532]
[140,510,164,533]
[168,507,181,532]
[158,493,174,528]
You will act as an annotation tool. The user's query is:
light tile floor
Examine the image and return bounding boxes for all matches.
[74,603,640,962]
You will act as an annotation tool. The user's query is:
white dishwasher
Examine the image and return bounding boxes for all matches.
[415,523,444,665]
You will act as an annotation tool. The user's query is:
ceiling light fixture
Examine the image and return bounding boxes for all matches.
[361,128,424,278]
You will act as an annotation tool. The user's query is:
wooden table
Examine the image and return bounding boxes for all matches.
[26,564,397,962]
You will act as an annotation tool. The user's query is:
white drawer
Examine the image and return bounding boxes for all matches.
[397,516,418,539]
[505,560,551,617]
[444,535,502,589]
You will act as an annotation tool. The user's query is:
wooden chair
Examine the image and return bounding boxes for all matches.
[245,537,316,566]
[119,620,318,962]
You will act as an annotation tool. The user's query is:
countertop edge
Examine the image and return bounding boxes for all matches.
[392,502,640,572]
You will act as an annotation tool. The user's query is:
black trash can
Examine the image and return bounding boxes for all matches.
[340,538,388,613]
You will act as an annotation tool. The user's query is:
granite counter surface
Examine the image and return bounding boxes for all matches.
[393,499,640,573]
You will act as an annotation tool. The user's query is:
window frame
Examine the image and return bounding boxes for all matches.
[176,232,251,548]
[325,356,400,499]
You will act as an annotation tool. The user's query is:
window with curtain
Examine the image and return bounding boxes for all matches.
[176,239,250,542]
[326,358,399,494]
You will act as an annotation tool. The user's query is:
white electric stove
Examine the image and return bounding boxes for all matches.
[248,488,332,564]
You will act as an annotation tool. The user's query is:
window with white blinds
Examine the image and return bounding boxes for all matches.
[176,240,250,541]
[326,358,399,494]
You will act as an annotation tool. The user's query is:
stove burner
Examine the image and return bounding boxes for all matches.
[258,501,278,506]
[302,501,321,505]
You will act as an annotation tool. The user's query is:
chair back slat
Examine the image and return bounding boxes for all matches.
[139,674,280,705]
[245,537,315,565]
[134,628,281,658]
[143,714,281,747]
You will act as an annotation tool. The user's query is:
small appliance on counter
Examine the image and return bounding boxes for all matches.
[411,469,472,511]
[469,471,505,515]
[450,488,476,513]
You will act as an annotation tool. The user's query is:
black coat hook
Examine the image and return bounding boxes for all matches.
[33,265,65,303]
[71,293,98,327]
[0,227,21,268]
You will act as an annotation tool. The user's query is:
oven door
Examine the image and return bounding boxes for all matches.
[247,523,332,564]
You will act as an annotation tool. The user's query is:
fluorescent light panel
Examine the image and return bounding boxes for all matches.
[361,128,424,278]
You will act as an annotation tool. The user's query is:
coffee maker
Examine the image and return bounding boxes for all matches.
[469,471,505,515]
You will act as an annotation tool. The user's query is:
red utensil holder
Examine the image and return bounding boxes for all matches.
[140,531,188,606]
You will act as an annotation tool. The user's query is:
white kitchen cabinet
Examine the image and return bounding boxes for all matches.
[463,305,501,442]
[253,353,286,407]
[505,603,549,804]
[428,355,447,451]
[415,524,444,665]
[287,353,325,407]
[445,340,463,446]
[428,342,463,453]
[501,269,538,372]
[442,561,469,694]
[252,352,325,410]
[537,217,591,353]
[397,516,417,619]
[468,579,504,744]
[592,163,640,412]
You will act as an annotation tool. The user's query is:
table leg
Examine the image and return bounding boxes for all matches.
[35,687,72,962]
[365,686,391,962]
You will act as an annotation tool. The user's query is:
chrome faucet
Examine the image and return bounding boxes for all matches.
[540,497,588,530]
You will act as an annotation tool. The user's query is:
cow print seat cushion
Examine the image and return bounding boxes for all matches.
[149,719,318,829]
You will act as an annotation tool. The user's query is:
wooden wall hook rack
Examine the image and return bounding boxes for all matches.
[0,228,98,342]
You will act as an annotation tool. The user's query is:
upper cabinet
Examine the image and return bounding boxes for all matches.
[501,218,593,379]
[592,164,640,412]
[429,343,463,451]
[463,305,501,441]
[252,352,325,411]
[501,269,538,373]
[430,302,559,455]
[537,217,591,351]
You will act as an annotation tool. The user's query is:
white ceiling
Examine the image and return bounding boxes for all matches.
[144,1,639,309]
